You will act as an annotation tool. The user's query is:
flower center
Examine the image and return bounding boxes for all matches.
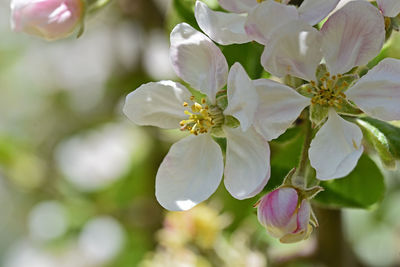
[180,96,223,135]
[308,72,348,108]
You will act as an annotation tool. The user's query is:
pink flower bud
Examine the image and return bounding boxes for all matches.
[11,0,84,41]
[257,187,313,243]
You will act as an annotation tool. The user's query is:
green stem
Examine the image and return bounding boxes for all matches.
[294,111,313,187]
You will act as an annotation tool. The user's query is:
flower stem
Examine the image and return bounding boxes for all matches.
[294,110,313,187]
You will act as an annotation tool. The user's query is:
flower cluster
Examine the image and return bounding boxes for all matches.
[12,0,400,244]
[121,0,400,242]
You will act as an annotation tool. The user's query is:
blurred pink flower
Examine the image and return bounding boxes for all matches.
[11,0,84,40]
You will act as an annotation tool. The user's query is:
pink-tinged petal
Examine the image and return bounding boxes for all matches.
[195,1,252,45]
[253,79,310,141]
[261,20,322,81]
[245,1,299,45]
[224,63,258,131]
[294,199,311,233]
[156,134,224,211]
[347,58,400,121]
[123,81,192,129]
[170,23,228,104]
[321,1,385,75]
[377,0,400,17]
[279,199,312,243]
[223,126,270,200]
[10,0,83,40]
[298,0,340,25]
[257,188,298,238]
[218,0,258,13]
[309,109,364,180]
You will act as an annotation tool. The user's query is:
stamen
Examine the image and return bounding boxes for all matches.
[179,96,223,135]
[310,72,349,108]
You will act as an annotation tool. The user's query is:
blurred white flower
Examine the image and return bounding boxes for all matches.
[28,201,67,242]
[55,122,149,191]
[78,216,125,264]
[143,30,175,80]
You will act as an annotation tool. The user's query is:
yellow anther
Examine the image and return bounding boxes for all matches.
[180,95,222,135]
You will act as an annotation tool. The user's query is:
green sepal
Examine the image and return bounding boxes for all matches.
[310,103,328,127]
[283,75,304,88]
[315,64,328,82]
[282,167,297,186]
[211,126,225,138]
[335,99,362,116]
[356,118,396,169]
[296,83,314,98]
[215,90,228,111]
[334,74,358,92]
[224,115,240,129]
[302,186,324,199]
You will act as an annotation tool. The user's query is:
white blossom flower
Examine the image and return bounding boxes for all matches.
[123,23,270,211]
[259,1,400,180]
[194,0,339,45]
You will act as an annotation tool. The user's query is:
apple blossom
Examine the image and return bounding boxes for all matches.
[194,0,339,45]
[11,0,84,41]
[123,23,271,211]
[258,1,400,180]
[257,187,314,243]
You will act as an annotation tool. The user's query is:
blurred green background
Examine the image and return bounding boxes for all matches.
[1,0,400,266]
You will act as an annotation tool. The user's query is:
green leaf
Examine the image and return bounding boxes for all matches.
[172,0,198,30]
[356,118,396,169]
[314,155,385,209]
[358,117,400,159]
[220,42,264,79]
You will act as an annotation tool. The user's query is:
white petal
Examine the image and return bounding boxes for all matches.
[218,0,258,13]
[261,20,322,81]
[223,126,270,199]
[223,62,258,131]
[298,0,340,25]
[377,0,400,17]
[170,23,228,103]
[346,58,400,121]
[309,109,363,180]
[321,1,385,75]
[156,134,224,211]
[253,79,310,141]
[245,1,299,45]
[123,81,191,129]
[195,1,252,45]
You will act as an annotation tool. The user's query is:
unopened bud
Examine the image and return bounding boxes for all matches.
[11,0,84,41]
[257,187,314,243]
